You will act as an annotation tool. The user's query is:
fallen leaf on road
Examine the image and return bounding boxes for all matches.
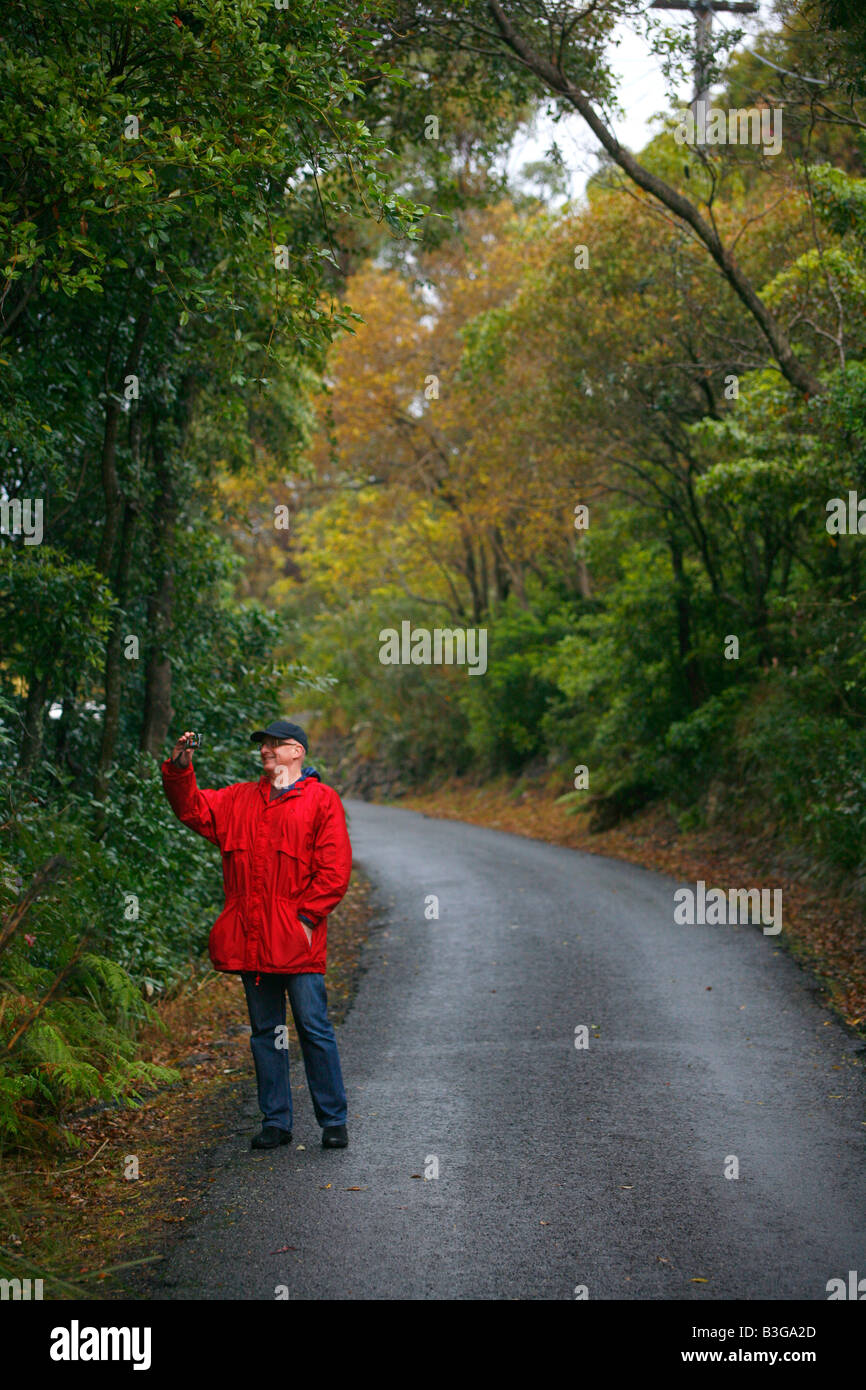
[345,1187,366,1191]
[691,1277,708,1283]
[320,1183,332,1189]
[270,1245,297,1253]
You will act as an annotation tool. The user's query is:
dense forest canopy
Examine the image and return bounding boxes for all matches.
[1,0,865,1152]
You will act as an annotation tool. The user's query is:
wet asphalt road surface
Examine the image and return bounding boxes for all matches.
[152,800,866,1300]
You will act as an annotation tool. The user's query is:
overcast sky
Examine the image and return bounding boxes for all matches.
[505,0,777,200]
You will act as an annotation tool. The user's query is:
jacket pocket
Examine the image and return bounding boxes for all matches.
[268,900,313,969]
[273,826,313,899]
[221,831,249,898]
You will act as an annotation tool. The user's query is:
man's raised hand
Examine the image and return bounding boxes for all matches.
[170,731,196,768]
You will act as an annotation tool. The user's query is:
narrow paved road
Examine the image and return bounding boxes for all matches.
[154,802,866,1299]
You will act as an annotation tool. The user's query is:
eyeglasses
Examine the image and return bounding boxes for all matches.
[260,738,301,751]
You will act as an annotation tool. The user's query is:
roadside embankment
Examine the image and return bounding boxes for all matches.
[0,870,378,1300]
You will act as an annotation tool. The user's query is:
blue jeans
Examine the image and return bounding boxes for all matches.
[241,971,347,1133]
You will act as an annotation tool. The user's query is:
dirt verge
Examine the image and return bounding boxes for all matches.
[0,870,377,1300]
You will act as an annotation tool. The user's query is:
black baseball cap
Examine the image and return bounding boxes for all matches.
[249,719,308,751]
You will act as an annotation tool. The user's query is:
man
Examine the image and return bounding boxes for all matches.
[161,719,352,1151]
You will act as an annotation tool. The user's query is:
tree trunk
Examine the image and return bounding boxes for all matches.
[94,500,139,803]
[140,450,177,757]
[96,298,151,577]
[17,673,49,775]
[577,554,592,599]
[669,533,704,708]
[462,527,483,624]
[490,524,514,608]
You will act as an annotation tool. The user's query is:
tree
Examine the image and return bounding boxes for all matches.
[372,0,866,397]
[0,0,428,796]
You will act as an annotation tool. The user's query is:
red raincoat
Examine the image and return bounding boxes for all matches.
[161,760,352,974]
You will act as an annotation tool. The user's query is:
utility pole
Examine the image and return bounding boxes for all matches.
[650,1,759,111]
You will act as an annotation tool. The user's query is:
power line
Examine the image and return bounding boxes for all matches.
[713,10,829,85]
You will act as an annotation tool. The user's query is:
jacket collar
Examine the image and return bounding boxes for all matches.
[258,764,321,803]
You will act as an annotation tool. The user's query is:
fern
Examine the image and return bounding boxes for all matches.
[0,779,216,1153]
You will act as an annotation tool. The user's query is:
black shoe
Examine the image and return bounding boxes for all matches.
[322,1125,348,1149]
[251,1125,292,1150]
